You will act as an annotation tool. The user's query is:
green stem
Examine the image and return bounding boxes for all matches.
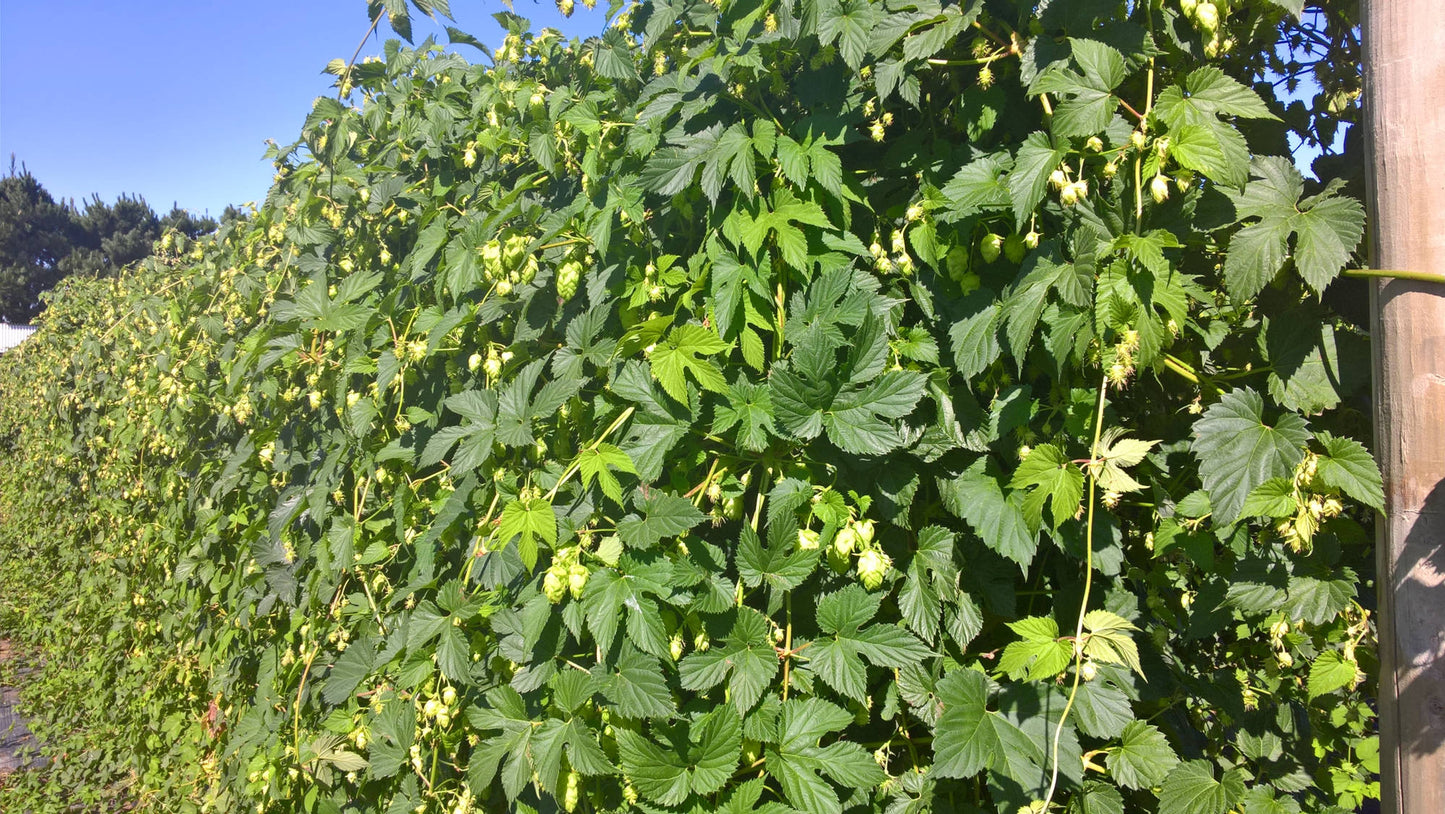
[1161,353,1224,396]
[774,278,787,361]
[1342,268,1445,285]
[781,593,794,700]
[545,406,636,502]
[926,51,1009,67]
[338,9,386,99]
[535,237,589,252]
[461,489,502,585]
[1042,374,1109,810]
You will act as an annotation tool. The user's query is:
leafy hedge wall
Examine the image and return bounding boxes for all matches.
[0,1,1381,813]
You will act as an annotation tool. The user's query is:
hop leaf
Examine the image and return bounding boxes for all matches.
[649,324,730,404]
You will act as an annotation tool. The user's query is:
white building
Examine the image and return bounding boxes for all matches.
[0,323,37,353]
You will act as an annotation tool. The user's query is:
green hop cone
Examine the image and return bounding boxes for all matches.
[1003,233,1027,264]
[503,234,529,270]
[1151,174,1172,204]
[568,563,589,600]
[980,233,1004,263]
[563,770,581,812]
[797,528,821,550]
[557,259,583,301]
[945,245,970,280]
[543,568,567,603]
[721,496,743,520]
[481,239,503,280]
[833,525,860,557]
[1195,2,1219,33]
[856,548,892,590]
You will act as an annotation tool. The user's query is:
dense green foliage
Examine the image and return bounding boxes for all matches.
[0,162,217,323]
[0,1,1381,812]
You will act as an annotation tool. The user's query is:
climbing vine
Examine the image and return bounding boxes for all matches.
[0,1,1380,812]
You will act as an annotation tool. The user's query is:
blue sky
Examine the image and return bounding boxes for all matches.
[2,2,1339,218]
[0,1,611,218]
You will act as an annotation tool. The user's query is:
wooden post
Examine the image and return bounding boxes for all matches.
[1363,3,1445,812]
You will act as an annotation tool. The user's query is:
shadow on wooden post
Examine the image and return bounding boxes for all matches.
[1364,2,1445,810]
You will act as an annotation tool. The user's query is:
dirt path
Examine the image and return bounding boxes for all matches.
[0,638,41,778]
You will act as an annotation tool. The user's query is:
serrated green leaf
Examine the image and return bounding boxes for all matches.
[940,467,1039,570]
[564,719,615,776]
[1097,429,1159,468]
[1032,39,1126,139]
[1224,217,1291,299]
[768,750,842,814]
[583,566,672,656]
[816,0,878,70]
[496,498,557,571]
[999,616,1072,681]
[1293,194,1365,293]
[1071,676,1132,740]
[932,669,1003,778]
[1081,610,1142,676]
[713,376,776,452]
[736,523,819,593]
[576,443,637,506]
[779,696,853,749]
[616,706,741,805]
[941,156,1012,218]
[679,608,778,714]
[650,323,730,404]
[1169,122,1238,188]
[1262,314,1364,414]
[322,640,377,705]
[598,647,675,719]
[1158,761,1246,814]
[615,729,690,805]
[809,585,930,700]
[823,369,927,455]
[1009,132,1069,229]
[1313,432,1384,511]
[1307,650,1360,700]
[1156,67,1277,127]
[1267,0,1305,17]
[1190,389,1311,525]
[1240,478,1298,518]
[1106,720,1179,790]
[1225,157,1364,296]
[949,294,1002,378]
[1009,443,1084,530]
[769,365,828,441]
[617,491,706,549]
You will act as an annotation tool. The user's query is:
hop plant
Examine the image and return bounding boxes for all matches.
[856,548,892,590]
[1003,233,1027,264]
[0,6,1383,814]
[798,528,821,550]
[1195,2,1220,33]
[980,232,1004,263]
[568,563,589,599]
[1151,174,1172,204]
[481,239,503,280]
[557,258,584,301]
[543,569,567,603]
